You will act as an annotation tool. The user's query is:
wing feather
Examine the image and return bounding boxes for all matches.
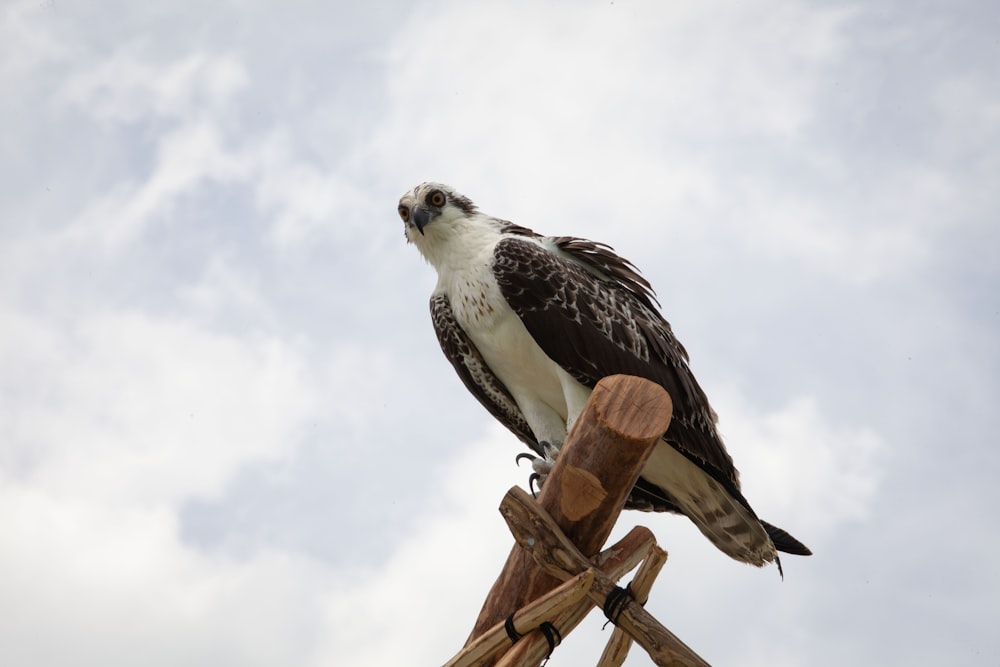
[492,237,743,500]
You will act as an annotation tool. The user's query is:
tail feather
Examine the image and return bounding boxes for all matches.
[761,520,813,556]
[640,445,777,566]
[635,445,813,569]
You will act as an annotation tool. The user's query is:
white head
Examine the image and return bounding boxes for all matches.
[397,182,479,240]
[398,182,495,269]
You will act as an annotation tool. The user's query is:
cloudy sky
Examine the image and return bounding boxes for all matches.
[2,1,998,665]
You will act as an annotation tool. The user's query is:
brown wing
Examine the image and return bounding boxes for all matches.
[492,236,744,502]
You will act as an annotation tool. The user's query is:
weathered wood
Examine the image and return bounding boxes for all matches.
[598,545,669,667]
[444,569,595,667]
[590,526,658,589]
[486,526,658,667]
[501,486,710,667]
[467,375,673,645]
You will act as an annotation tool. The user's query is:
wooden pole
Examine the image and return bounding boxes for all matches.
[501,486,710,667]
[466,375,673,652]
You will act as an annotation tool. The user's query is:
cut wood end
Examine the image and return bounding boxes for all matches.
[559,465,607,521]
[592,375,673,440]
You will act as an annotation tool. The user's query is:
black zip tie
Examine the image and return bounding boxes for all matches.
[538,621,561,665]
[504,613,521,643]
[601,583,633,629]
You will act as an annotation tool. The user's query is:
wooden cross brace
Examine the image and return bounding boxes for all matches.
[498,486,709,667]
[446,525,657,667]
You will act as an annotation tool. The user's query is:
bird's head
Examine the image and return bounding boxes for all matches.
[398,182,479,244]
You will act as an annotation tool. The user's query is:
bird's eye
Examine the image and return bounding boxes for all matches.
[398,205,410,222]
[427,190,446,207]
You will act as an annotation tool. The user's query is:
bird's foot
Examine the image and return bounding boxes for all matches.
[515,441,560,497]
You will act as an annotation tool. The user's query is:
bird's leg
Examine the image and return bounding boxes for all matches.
[515,441,561,497]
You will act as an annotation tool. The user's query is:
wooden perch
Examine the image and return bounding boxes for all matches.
[467,375,672,643]
[501,486,709,667]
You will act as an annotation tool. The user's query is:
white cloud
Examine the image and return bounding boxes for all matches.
[0,306,318,505]
[63,119,255,251]
[249,131,372,247]
[369,0,851,181]
[0,416,523,666]
[0,481,334,667]
[0,292,337,665]
[721,174,955,285]
[179,252,273,321]
[0,0,72,83]
[712,390,884,539]
[51,45,370,253]
[60,49,249,124]
[314,424,522,665]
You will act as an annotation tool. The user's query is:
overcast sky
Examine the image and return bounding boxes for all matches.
[2,1,998,665]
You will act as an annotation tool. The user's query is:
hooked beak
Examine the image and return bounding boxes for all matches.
[412,205,432,235]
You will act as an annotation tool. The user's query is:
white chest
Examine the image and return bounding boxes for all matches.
[440,256,522,362]
[439,255,576,427]
[424,227,595,443]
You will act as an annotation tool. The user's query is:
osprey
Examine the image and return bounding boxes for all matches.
[399,182,811,571]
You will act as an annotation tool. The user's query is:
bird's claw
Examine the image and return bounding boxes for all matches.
[528,472,542,498]
[515,441,560,498]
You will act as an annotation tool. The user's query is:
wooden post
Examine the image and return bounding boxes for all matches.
[466,375,673,648]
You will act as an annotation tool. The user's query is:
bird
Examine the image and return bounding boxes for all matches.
[398,181,811,573]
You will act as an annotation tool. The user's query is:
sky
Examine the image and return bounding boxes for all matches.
[1,0,998,665]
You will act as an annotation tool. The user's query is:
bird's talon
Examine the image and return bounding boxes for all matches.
[528,472,542,498]
[515,452,537,467]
